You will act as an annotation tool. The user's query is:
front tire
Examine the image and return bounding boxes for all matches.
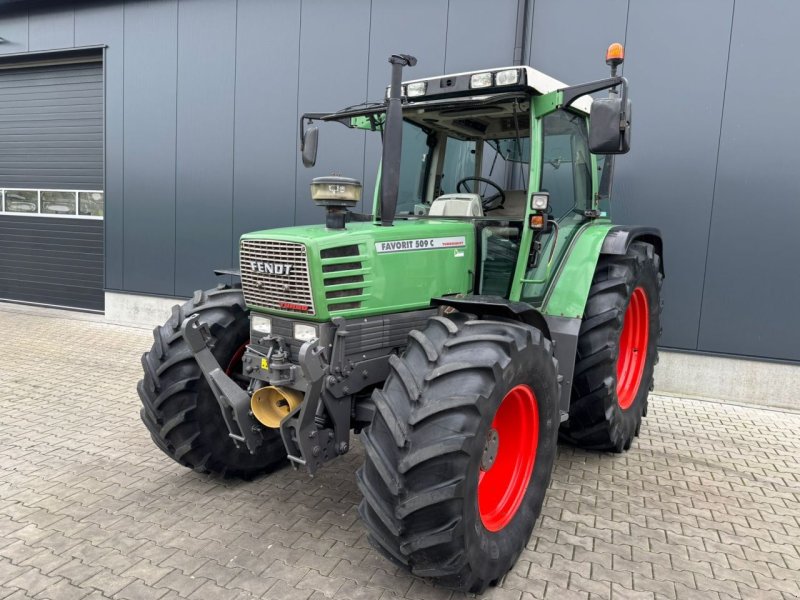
[561,241,663,452]
[137,285,286,478]
[357,314,559,593]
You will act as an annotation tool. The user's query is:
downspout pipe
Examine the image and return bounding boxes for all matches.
[513,0,531,66]
[509,0,531,190]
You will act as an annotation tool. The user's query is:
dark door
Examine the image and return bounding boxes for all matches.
[0,57,104,311]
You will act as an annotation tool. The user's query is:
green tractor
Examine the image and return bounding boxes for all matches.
[138,43,662,592]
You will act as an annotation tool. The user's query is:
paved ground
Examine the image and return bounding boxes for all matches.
[0,303,799,600]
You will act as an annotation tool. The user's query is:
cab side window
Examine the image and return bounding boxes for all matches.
[540,110,592,219]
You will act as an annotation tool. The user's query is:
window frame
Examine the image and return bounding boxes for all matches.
[539,108,593,220]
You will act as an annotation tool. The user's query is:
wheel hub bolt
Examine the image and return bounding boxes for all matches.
[480,428,500,472]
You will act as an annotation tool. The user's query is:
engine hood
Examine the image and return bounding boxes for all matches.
[239,219,475,321]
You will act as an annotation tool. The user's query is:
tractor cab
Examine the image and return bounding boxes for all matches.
[390,92,595,299]
[300,61,626,307]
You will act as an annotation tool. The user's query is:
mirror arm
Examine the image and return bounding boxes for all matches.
[617,77,629,132]
[559,76,625,109]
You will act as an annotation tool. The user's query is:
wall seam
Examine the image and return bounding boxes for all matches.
[230,0,239,274]
[527,0,535,65]
[442,0,450,72]
[293,0,303,225]
[622,0,630,75]
[102,47,107,292]
[695,0,736,351]
[121,2,125,290]
[173,0,180,296]
[360,0,373,213]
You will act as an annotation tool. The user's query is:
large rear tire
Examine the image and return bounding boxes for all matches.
[137,285,286,478]
[357,314,559,593]
[561,241,662,452]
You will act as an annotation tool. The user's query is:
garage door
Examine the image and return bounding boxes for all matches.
[0,57,104,311]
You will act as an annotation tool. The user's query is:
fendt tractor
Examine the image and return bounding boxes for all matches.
[138,44,663,592]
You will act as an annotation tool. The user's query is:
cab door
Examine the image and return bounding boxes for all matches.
[520,108,594,304]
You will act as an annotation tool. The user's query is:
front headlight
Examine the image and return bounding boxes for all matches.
[251,315,272,335]
[293,323,318,342]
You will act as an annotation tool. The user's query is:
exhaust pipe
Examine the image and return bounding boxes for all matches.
[251,386,303,428]
[380,53,417,227]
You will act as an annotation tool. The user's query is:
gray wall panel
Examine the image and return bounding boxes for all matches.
[613,0,733,349]
[444,0,518,73]
[173,0,237,296]
[294,0,370,226]
[697,0,800,361]
[362,0,449,212]
[75,2,124,290]
[28,5,74,51]
[121,0,178,295]
[0,9,29,55]
[231,0,300,265]
[528,0,627,84]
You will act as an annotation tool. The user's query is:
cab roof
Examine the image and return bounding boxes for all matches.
[402,66,592,115]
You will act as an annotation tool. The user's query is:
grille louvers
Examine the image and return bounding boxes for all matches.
[321,244,367,312]
[240,240,315,315]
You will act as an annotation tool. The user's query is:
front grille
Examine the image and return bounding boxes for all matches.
[240,239,315,315]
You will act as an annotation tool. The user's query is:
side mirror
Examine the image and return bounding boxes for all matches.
[589,97,631,154]
[301,126,319,168]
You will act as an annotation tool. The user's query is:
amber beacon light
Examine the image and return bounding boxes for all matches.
[606,42,625,69]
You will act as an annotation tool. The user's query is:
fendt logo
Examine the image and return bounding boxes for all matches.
[249,261,293,276]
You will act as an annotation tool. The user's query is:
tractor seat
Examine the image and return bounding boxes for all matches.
[490,190,527,218]
[428,193,484,217]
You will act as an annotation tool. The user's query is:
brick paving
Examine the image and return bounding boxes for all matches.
[0,302,799,600]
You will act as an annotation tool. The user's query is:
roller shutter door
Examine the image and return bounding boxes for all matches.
[0,58,104,311]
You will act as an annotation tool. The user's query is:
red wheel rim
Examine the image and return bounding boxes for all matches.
[477,384,539,532]
[225,342,249,378]
[616,286,649,410]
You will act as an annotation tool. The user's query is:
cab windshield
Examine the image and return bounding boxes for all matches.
[393,97,532,219]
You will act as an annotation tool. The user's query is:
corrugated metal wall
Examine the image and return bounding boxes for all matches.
[0,60,103,189]
[0,215,104,309]
[0,0,796,363]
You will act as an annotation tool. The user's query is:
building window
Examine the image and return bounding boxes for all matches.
[3,190,38,213]
[41,191,77,215]
[79,191,104,217]
[0,189,103,219]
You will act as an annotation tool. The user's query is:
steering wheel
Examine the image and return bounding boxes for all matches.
[456,177,506,212]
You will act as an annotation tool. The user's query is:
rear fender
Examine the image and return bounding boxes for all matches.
[601,226,664,276]
[540,224,663,417]
[543,224,663,320]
